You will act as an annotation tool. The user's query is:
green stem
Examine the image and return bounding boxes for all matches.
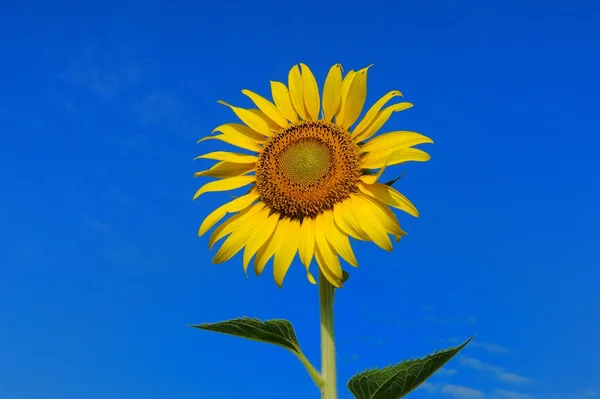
[319,271,337,399]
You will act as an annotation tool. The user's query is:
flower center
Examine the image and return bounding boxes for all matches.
[278,139,332,185]
[255,121,362,220]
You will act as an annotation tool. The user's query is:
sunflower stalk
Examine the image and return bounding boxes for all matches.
[319,271,338,399]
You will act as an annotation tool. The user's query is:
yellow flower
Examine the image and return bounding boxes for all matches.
[193,63,432,288]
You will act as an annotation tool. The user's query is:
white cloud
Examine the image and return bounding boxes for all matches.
[441,384,485,398]
[471,341,513,354]
[441,337,462,344]
[523,389,598,399]
[425,315,462,324]
[44,38,196,138]
[420,382,439,393]
[87,219,110,232]
[357,336,391,345]
[425,315,476,325]
[437,368,459,377]
[460,357,532,384]
[492,388,532,399]
[497,372,532,384]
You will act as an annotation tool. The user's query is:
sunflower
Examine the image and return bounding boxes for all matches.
[193,63,432,288]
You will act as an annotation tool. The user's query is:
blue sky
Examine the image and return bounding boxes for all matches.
[1,1,599,398]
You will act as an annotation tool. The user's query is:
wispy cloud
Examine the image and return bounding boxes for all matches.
[86,219,110,232]
[395,319,415,327]
[530,389,599,399]
[471,341,514,354]
[420,382,439,393]
[491,389,532,399]
[425,315,462,324]
[460,357,532,384]
[357,336,391,346]
[437,368,459,377]
[497,373,532,384]
[441,337,462,344]
[441,384,485,398]
[130,90,187,128]
[44,36,198,139]
[425,315,477,325]
[339,353,360,364]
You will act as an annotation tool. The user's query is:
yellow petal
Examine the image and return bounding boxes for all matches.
[248,109,280,133]
[288,64,308,120]
[372,199,408,242]
[217,101,272,136]
[353,102,414,142]
[357,144,412,185]
[358,182,419,217]
[354,194,406,239]
[361,148,431,169]
[332,200,370,241]
[322,210,358,267]
[361,131,433,154]
[273,218,300,287]
[358,163,388,185]
[338,65,371,129]
[194,162,255,179]
[298,217,316,268]
[298,218,317,284]
[352,90,403,137]
[306,270,317,285]
[314,213,344,282]
[198,193,259,237]
[195,151,258,163]
[300,63,320,121]
[270,81,298,122]
[242,90,288,128]
[213,208,267,264]
[254,218,285,276]
[322,64,343,122]
[198,134,261,153]
[209,203,264,249]
[242,211,279,274]
[213,123,266,142]
[193,175,256,200]
[347,194,392,251]
[314,245,342,288]
[335,70,355,123]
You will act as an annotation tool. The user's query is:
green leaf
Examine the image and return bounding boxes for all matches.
[191,317,326,388]
[347,336,474,399]
[191,317,302,354]
[383,171,405,187]
[342,271,350,284]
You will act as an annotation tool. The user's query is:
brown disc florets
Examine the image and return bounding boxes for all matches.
[255,121,363,220]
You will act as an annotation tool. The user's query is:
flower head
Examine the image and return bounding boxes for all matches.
[194,63,432,288]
